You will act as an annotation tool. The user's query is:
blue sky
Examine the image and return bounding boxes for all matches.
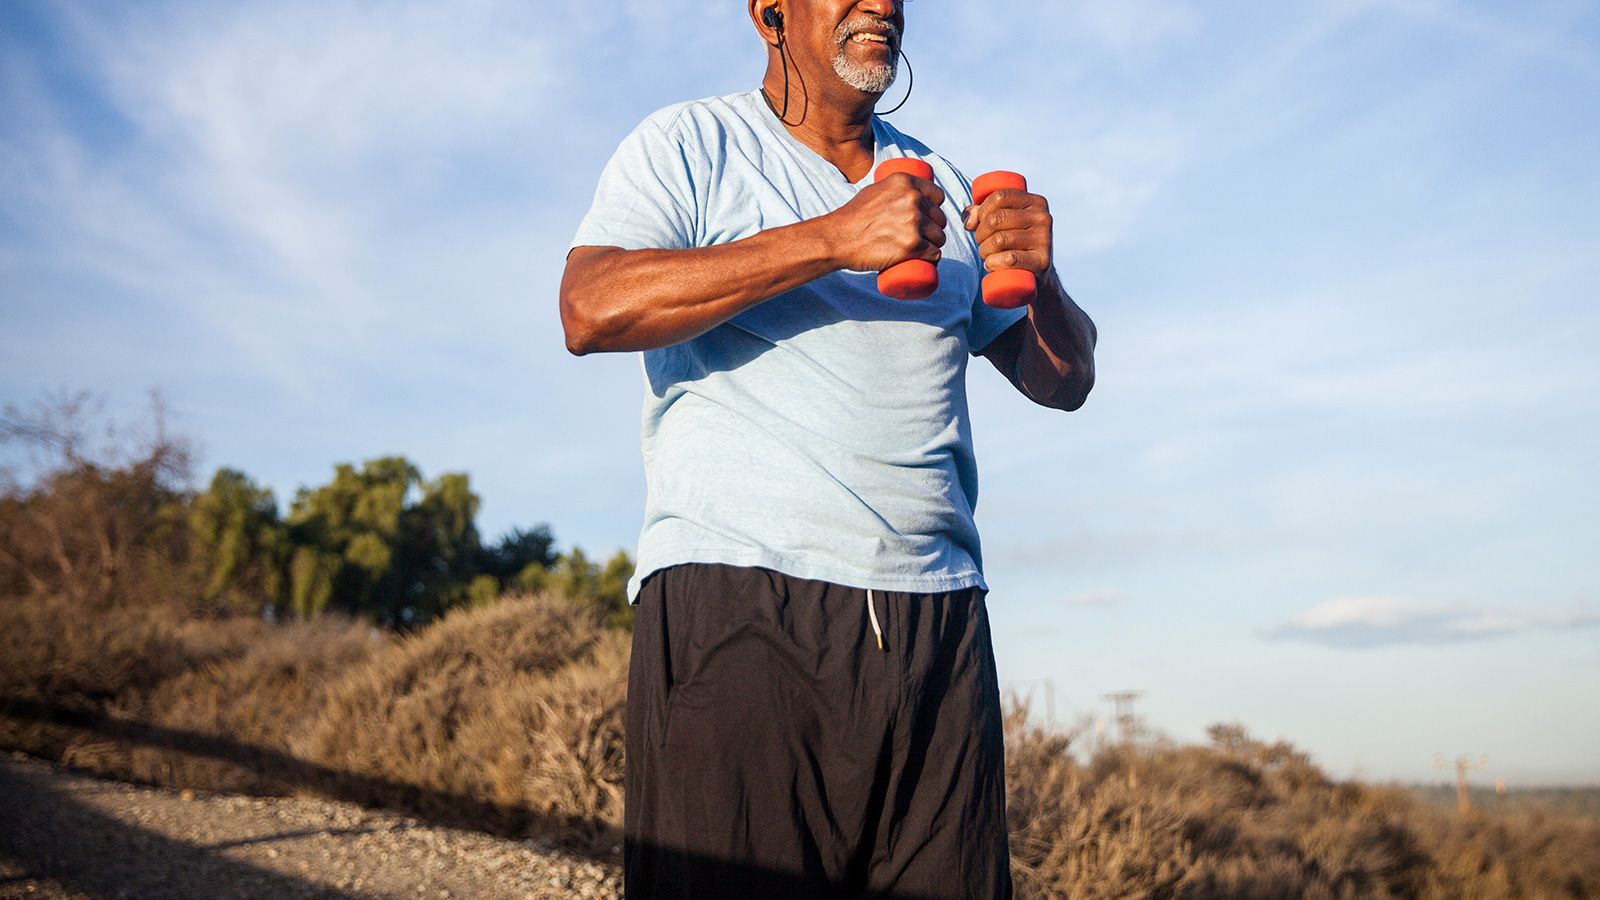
[3,1,1596,785]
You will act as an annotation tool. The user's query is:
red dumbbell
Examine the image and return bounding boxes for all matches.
[874,158,940,300]
[970,170,1038,308]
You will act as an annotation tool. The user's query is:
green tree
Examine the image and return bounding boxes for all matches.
[286,456,421,626]
[188,468,286,612]
[284,457,496,629]
[480,524,557,586]
[288,545,339,619]
[396,471,484,624]
[518,546,635,629]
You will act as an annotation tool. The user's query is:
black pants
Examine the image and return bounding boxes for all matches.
[624,563,1013,899]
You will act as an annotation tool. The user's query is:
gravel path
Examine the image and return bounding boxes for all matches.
[0,752,623,899]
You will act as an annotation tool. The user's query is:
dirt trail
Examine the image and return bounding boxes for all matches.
[0,752,622,899]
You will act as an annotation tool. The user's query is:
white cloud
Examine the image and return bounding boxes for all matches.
[1263,596,1600,648]
[1064,590,1131,609]
[2,1,579,400]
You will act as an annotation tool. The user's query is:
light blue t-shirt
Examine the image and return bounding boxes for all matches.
[569,90,1028,603]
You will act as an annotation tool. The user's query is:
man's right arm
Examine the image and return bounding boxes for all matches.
[559,174,947,356]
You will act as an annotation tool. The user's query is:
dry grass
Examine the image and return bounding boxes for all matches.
[3,591,1596,897]
[0,590,625,856]
[1001,710,1599,898]
[297,591,626,852]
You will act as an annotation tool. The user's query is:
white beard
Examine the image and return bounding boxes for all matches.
[831,20,899,94]
[832,49,897,93]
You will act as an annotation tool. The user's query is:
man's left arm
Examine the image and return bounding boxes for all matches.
[965,189,1098,412]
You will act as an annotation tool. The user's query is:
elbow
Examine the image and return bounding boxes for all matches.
[1047,369,1094,412]
[561,316,594,357]
[560,249,636,355]
[562,318,595,357]
[559,282,601,356]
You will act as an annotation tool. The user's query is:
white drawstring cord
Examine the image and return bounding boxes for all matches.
[867,588,885,651]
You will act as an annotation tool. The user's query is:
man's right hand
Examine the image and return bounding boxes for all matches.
[562,173,950,355]
[820,172,947,273]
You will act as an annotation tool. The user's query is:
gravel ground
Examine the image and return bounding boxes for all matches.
[0,752,623,899]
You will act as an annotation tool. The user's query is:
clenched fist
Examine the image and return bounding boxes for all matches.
[964,186,1052,278]
[821,172,947,273]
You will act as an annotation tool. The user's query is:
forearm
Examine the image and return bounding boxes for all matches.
[1016,269,1097,410]
[560,219,840,355]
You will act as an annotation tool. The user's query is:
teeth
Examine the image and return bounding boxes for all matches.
[852,33,887,43]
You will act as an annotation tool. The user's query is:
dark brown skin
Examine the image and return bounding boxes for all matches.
[560,0,1096,412]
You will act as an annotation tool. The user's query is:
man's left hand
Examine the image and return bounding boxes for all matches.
[963,188,1053,277]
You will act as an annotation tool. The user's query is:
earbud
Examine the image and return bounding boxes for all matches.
[761,6,783,30]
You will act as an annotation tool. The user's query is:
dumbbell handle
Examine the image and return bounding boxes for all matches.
[970,171,1038,308]
[874,159,939,301]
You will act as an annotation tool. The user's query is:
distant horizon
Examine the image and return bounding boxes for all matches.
[12,392,1597,787]
[3,1,1596,786]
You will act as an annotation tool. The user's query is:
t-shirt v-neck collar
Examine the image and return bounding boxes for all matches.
[744,88,882,190]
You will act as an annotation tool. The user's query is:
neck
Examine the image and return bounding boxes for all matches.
[760,53,879,182]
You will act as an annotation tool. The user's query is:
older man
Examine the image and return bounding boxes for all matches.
[562,1,1095,896]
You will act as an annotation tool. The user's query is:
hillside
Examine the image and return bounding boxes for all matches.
[3,591,1597,898]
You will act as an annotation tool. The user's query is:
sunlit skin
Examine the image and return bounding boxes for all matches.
[560,0,1095,411]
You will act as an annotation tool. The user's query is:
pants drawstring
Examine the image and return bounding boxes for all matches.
[867,588,885,651]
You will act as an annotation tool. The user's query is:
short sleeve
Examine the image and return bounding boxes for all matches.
[941,159,1030,355]
[570,115,699,252]
[968,281,1029,354]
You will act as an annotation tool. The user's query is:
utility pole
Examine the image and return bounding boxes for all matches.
[1101,690,1143,744]
[1433,753,1489,815]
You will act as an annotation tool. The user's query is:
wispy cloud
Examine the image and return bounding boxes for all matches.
[1378,0,1600,76]
[1064,591,1131,610]
[1263,596,1600,648]
[4,1,567,400]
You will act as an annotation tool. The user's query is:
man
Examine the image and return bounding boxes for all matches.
[561,1,1096,896]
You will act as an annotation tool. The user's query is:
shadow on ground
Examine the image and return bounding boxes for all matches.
[0,695,618,856]
[0,698,978,899]
[0,755,364,899]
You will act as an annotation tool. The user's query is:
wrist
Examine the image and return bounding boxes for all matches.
[802,212,846,271]
[1039,265,1065,296]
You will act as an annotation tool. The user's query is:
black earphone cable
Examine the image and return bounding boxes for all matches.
[876,47,913,116]
[759,7,796,124]
[777,32,791,121]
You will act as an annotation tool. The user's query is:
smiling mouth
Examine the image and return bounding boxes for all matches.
[846,31,894,54]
